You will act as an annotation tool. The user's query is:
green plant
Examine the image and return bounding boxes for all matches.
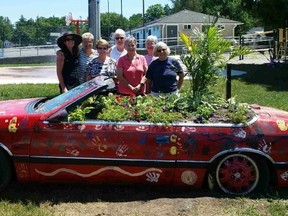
[96,93,183,125]
[179,21,251,110]
[68,93,253,125]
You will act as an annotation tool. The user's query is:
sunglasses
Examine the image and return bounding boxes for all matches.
[97,47,108,50]
[115,37,124,40]
[65,38,75,42]
[157,49,166,53]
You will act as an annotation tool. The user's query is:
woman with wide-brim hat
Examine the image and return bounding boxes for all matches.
[56,32,82,93]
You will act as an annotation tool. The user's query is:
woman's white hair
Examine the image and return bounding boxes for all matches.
[114,29,126,38]
[82,32,94,41]
[153,41,171,56]
[145,35,158,44]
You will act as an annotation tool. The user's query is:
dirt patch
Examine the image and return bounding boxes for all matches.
[2,182,287,216]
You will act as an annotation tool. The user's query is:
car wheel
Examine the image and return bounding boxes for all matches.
[215,153,269,195]
[0,150,12,191]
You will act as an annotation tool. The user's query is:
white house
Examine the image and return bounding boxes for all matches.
[127,9,242,48]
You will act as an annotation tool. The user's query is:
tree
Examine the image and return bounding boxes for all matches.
[144,4,166,23]
[163,4,173,16]
[100,12,129,39]
[0,16,14,48]
[202,0,256,34]
[35,16,66,45]
[170,0,202,13]
[256,0,288,29]
[128,13,143,29]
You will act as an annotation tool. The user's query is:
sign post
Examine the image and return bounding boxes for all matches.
[65,12,89,35]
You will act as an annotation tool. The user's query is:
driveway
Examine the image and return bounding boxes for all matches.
[0,66,58,84]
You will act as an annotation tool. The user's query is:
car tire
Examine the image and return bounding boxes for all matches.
[0,150,12,191]
[215,153,269,195]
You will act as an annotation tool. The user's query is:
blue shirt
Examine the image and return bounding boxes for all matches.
[146,57,183,93]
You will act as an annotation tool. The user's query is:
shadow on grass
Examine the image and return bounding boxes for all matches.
[1,182,287,206]
[230,63,288,92]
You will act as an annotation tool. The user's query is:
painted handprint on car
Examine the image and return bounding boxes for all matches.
[146,172,160,182]
[116,145,129,157]
[16,163,29,179]
[258,139,272,154]
[92,136,108,152]
[276,120,288,131]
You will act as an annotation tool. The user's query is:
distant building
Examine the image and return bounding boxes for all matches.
[4,40,13,48]
[128,9,242,48]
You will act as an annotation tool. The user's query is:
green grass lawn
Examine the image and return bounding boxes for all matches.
[0,62,288,215]
[1,62,288,111]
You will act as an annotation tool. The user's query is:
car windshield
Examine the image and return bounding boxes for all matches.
[35,79,106,113]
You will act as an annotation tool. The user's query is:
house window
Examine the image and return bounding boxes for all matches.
[184,25,191,30]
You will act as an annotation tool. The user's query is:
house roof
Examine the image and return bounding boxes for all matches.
[146,9,242,25]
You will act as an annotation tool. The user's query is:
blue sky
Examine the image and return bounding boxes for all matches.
[1,0,172,24]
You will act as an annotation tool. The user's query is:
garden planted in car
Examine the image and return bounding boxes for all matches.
[68,21,252,125]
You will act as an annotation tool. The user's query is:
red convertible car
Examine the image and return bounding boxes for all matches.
[0,77,288,196]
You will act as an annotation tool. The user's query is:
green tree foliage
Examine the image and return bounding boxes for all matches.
[144,4,166,23]
[0,16,13,47]
[202,0,256,34]
[34,16,66,45]
[12,16,66,46]
[170,0,202,13]
[101,12,129,39]
[241,0,288,29]
[13,16,35,46]
[128,13,143,30]
[163,4,173,16]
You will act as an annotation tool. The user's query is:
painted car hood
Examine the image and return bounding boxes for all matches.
[0,98,38,116]
[251,104,288,120]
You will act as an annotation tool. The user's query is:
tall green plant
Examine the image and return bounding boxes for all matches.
[179,23,251,110]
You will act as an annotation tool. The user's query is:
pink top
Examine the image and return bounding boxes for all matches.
[117,54,147,96]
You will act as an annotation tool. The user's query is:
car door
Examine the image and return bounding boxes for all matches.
[30,119,177,185]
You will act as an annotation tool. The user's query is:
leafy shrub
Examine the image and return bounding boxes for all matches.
[68,93,254,125]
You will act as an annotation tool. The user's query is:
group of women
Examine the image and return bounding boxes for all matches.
[56,29,185,97]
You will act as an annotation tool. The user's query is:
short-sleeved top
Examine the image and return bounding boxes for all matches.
[146,57,183,93]
[117,54,147,95]
[110,45,127,62]
[145,55,158,66]
[86,57,117,79]
[78,48,98,84]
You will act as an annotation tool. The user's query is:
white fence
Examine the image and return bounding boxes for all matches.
[0,35,274,58]
[0,45,58,58]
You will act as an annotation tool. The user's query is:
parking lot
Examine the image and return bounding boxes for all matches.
[0,66,57,84]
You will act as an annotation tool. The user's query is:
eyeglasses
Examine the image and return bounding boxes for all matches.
[97,47,108,50]
[115,37,124,40]
[65,38,74,42]
[157,49,166,53]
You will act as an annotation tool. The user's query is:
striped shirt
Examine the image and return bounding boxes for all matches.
[78,48,98,84]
